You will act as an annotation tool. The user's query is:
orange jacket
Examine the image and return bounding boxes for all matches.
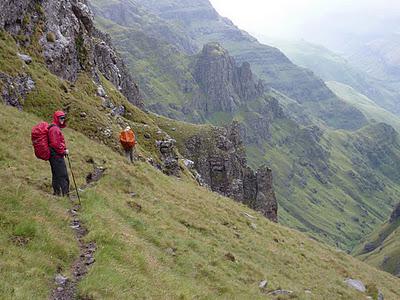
[119,129,136,150]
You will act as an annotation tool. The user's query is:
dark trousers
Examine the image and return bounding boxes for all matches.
[124,148,135,163]
[49,156,70,196]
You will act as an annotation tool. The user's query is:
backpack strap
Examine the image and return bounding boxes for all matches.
[47,124,57,157]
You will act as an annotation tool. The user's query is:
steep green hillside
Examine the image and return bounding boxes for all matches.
[89,0,201,115]
[248,118,400,250]
[86,0,400,254]
[354,203,400,277]
[2,100,400,299]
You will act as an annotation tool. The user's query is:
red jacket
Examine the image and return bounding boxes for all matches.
[49,111,67,158]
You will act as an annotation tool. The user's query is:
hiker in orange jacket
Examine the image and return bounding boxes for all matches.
[49,111,70,196]
[119,126,136,163]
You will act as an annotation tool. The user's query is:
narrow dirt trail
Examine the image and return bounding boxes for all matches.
[50,162,105,299]
[50,204,96,300]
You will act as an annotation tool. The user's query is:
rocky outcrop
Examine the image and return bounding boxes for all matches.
[239,96,285,145]
[0,72,35,110]
[92,29,142,107]
[193,42,264,114]
[253,166,278,222]
[0,0,143,108]
[156,139,180,177]
[390,202,400,223]
[183,121,278,222]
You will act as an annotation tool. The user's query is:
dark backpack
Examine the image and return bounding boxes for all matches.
[31,122,55,160]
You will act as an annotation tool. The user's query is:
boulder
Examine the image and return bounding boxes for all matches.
[17,53,32,64]
[345,278,366,292]
[389,202,400,223]
[55,274,68,286]
[97,85,106,97]
[259,280,268,289]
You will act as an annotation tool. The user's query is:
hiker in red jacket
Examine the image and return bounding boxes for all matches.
[48,111,70,196]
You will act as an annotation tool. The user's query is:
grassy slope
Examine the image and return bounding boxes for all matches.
[1,105,400,299]
[327,81,400,132]
[2,29,400,299]
[252,121,400,250]
[353,217,400,276]
[83,3,400,260]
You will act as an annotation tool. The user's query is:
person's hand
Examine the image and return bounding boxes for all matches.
[64,149,69,156]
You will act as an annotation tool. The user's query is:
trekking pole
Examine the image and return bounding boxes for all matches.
[67,155,81,206]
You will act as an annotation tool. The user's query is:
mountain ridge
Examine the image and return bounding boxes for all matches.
[262,37,400,115]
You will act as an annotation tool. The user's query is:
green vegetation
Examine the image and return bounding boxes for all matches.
[328,81,400,132]
[1,104,400,299]
[75,34,88,68]
[92,4,198,112]
[46,32,56,43]
[89,2,400,251]
[354,216,400,276]
[1,19,400,298]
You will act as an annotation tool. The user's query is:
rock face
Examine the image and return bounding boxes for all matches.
[254,166,278,222]
[0,0,143,108]
[156,139,180,177]
[183,121,278,222]
[92,29,142,107]
[389,202,400,223]
[0,73,35,109]
[193,42,264,114]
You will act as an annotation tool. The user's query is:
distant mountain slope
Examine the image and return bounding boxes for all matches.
[132,0,368,131]
[327,81,400,132]
[350,34,400,83]
[262,38,400,115]
[134,0,331,104]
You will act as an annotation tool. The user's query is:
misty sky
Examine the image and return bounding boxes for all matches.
[209,0,400,51]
